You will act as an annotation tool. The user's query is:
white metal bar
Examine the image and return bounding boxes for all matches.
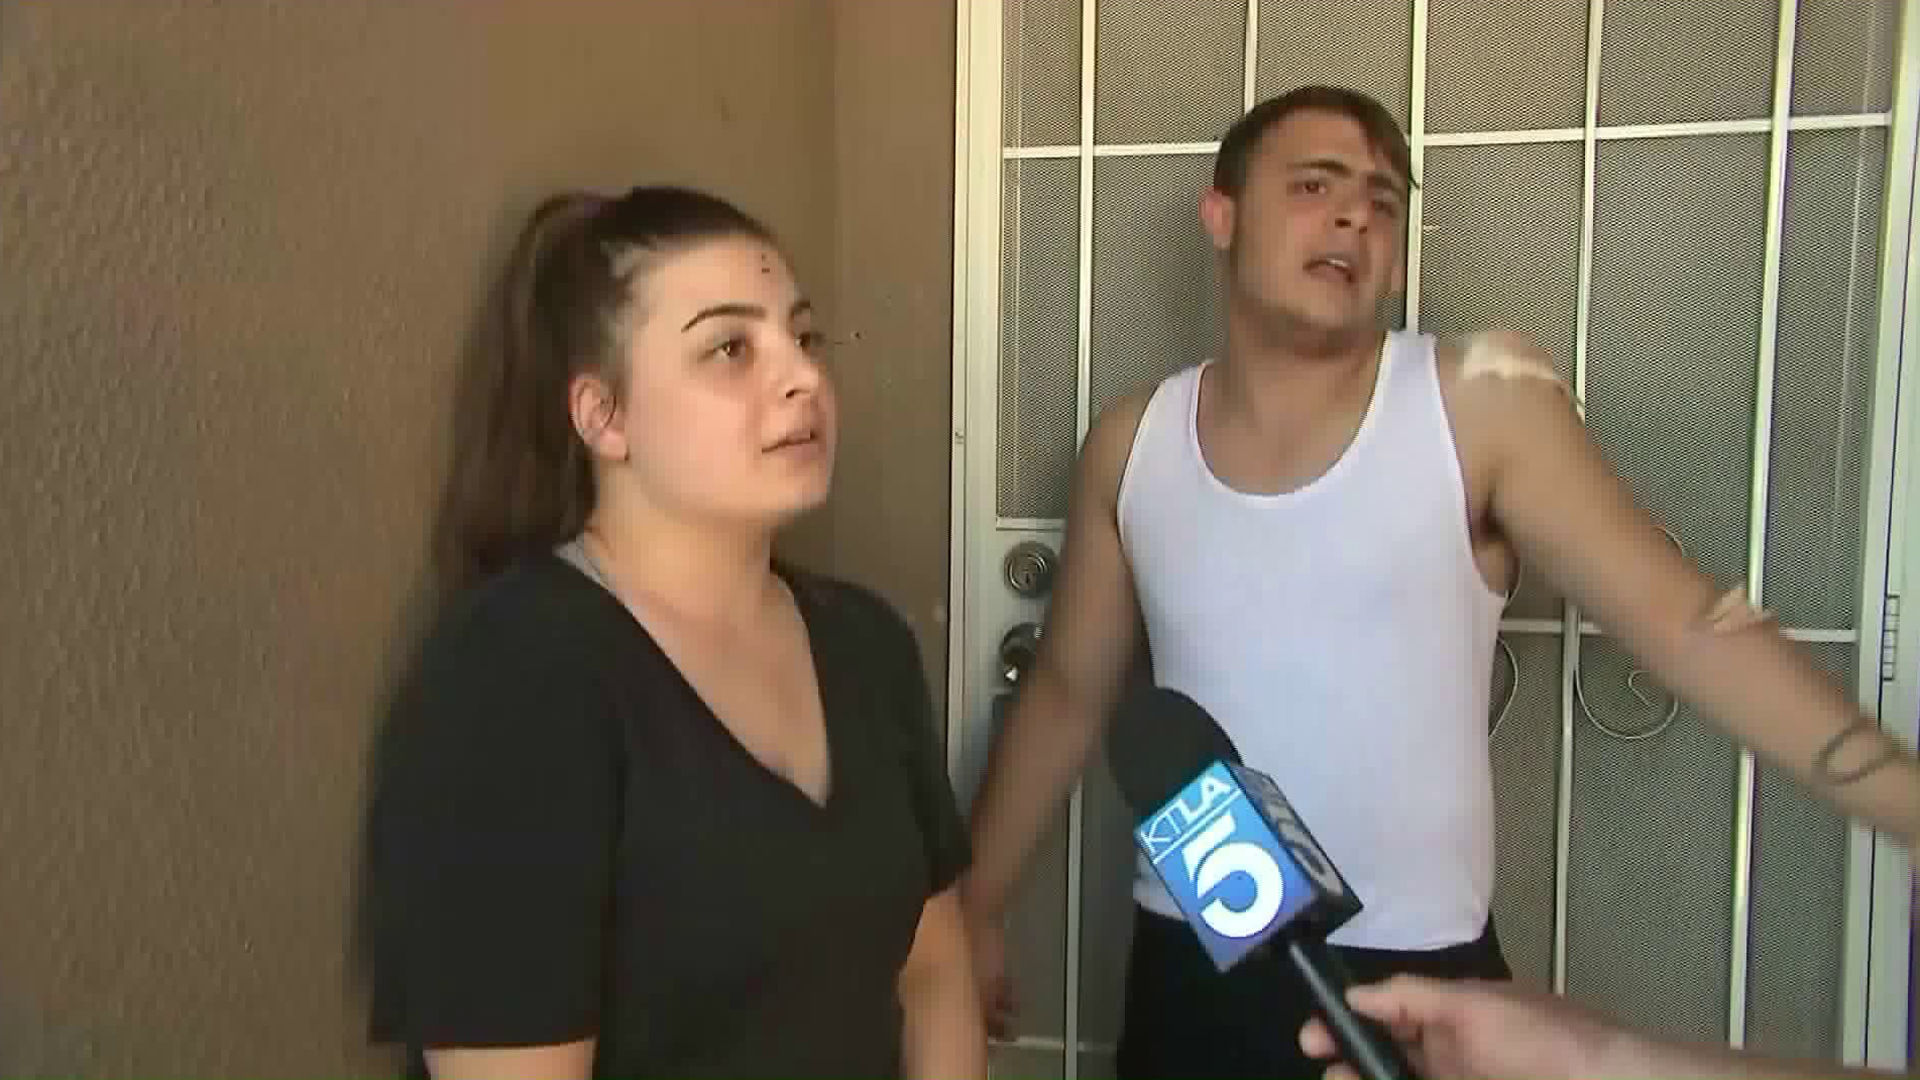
[958,0,1010,877]
[1242,0,1258,113]
[1775,627,1863,644]
[1598,118,1774,140]
[1845,0,1920,1064]
[1862,9,1920,1066]
[1005,145,1083,159]
[954,0,1005,795]
[1727,0,1801,1045]
[1063,4,1097,1074]
[1006,115,1900,162]
[945,0,976,780]
[993,1034,1120,1055]
[1556,0,1605,999]
[1406,0,1429,327]
[1423,126,1587,146]
[1074,0,1096,503]
[1092,140,1222,157]
[1499,618,1858,642]
[995,516,1068,531]
[1791,111,1899,131]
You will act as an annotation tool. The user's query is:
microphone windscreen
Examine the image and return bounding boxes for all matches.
[1106,685,1241,817]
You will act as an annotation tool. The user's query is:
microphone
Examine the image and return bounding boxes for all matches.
[1107,685,1417,1080]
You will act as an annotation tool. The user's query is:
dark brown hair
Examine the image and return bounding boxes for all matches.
[433,185,774,592]
[1212,85,1415,198]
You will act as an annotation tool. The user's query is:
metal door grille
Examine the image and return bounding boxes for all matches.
[968,0,1914,1075]
[1596,0,1781,125]
[1765,129,1887,629]
[998,159,1081,520]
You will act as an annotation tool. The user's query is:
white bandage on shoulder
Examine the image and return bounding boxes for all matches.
[1459,332,1572,398]
[1699,582,1773,634]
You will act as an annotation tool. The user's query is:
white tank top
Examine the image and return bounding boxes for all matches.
[1117,331,1505,950]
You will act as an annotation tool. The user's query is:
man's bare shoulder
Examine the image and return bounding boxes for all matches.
[1435,330,1571,399]
[1432,331,1582,488]
[1435,330,1577,427]
[1077,382,1158,506]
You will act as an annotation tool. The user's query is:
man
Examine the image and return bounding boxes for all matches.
[958,85,1920,1078]
[1301,974,1909,1080]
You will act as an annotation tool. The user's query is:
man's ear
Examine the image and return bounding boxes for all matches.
[1200,187,1236,253]
[569,371,629,463]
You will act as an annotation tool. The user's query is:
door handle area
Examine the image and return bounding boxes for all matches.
[998,621,1043,685]
[1003,540,1058,598]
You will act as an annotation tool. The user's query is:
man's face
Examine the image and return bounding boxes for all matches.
[1203,109,1409,337]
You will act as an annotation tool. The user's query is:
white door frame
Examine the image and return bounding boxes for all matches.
[948,0,1919,1068]
[1855,8,1920,1070]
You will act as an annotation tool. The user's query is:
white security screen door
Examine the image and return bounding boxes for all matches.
[948,2,1920,1078]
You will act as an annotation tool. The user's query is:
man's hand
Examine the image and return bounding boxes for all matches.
[1299,975,1618,1080]
[957,390,1153,1040]
[962,908,1015,1039]
[1302,974,1904,1080]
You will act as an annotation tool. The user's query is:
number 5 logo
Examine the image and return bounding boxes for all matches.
[1179,812,1284,939]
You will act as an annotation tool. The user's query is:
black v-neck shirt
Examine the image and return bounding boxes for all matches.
[364,554,970,1078]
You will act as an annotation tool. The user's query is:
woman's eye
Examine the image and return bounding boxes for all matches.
[798,330,824,352]
[713,337,749,361]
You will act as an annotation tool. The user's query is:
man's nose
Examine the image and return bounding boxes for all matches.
[1334,200,1371,233]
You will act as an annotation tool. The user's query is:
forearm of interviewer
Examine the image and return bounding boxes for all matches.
[1601,1022,1903,1080]
[899,888,988,1080]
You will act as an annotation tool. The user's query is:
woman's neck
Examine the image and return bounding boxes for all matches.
[581,501,780,625]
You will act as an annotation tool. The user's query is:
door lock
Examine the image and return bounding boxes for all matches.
[1003,540,1058,597]
[998,621,1043,684]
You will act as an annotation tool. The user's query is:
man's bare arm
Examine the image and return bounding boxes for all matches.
[959,393,1151,920]
[1465,332,1919,846]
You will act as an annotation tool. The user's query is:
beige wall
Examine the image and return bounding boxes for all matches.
[819,2,958,702]
[0,2,952,1074]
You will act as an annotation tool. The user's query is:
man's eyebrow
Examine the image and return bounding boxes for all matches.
[1289,157,1354,177]
[1288,157,1407,198]
[1367,171,1408,198]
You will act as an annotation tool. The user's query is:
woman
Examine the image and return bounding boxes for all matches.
[364,186,985,1079]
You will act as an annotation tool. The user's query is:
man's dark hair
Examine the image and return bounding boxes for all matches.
[1211,85,1415,198]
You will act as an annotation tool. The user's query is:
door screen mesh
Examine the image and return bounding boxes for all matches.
[1597,0,1779,124]
[1763,129,1886,628]
[1425,0,1588,133]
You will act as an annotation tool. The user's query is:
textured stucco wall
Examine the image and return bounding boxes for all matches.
[0,1,957,1074]
[820,3,957,708]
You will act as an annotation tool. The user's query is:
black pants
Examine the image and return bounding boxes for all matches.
[1114,907,1511,1080]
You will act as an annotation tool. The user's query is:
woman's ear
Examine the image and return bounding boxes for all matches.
[569,371,630,463]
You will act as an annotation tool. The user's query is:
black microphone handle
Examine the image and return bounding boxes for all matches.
[1282,935,1419,1080]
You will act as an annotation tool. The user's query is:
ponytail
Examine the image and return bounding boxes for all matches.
[432,186,775,594]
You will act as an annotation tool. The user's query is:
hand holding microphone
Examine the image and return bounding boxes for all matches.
[1107,686,1418,1080]
[1299,974,1616,1080]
